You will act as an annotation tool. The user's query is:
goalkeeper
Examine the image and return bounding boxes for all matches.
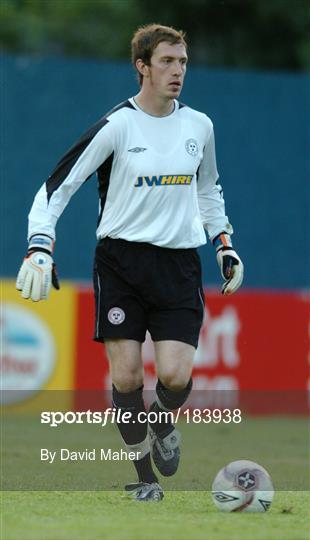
[16,23,244,502]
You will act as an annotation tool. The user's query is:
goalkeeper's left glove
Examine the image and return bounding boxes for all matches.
[213,233,244,295]
[16,234,60,302]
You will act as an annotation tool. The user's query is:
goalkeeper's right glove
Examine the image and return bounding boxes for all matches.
[16,234,60,302]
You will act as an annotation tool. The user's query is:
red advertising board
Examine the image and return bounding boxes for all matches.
[74,288,309,413]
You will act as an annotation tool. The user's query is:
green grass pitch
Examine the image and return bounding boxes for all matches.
[1,415,309,539]
[2,490,310,540]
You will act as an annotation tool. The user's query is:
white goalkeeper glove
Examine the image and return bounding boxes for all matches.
[16,235,60,301]
[213,233,244,295]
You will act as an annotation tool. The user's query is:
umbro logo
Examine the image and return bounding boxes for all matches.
[128,147,147,153]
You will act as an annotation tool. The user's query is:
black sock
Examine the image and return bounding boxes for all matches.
[149,401,174,438]
[112,385,157,484]
[150,378,193,438]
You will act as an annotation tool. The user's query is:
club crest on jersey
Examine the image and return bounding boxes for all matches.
[185,138,198,156]
[134,175,193,187]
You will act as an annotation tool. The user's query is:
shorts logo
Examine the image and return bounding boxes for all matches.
[185,138,198,156]
[108,307,125,325]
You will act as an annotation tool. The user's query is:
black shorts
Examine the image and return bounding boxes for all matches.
[93,237,205,348]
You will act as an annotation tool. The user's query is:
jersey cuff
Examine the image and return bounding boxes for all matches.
[28,234,54,254]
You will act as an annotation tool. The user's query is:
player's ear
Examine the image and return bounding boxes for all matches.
[136,59,150,79]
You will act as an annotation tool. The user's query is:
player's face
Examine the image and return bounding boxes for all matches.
[147,42,188,99]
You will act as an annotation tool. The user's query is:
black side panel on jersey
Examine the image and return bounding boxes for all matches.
[97,152,114,226]
[46,99,135,203]
[95,101,136,224]
[196,163,201,183]
[46,117,109,202]
[196,158,221,193]
[105,99,135,117]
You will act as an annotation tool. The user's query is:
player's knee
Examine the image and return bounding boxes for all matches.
[112,370,143,393]
[105,339,143,392]
[159,371,189,391]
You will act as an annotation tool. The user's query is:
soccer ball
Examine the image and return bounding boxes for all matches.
[212,460,274,512]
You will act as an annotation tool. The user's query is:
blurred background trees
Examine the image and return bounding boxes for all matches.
[1,0,309,70]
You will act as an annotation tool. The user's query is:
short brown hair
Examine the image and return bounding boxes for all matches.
[131,23,187,85]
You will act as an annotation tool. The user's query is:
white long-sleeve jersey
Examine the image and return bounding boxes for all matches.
[28,98,232,248]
